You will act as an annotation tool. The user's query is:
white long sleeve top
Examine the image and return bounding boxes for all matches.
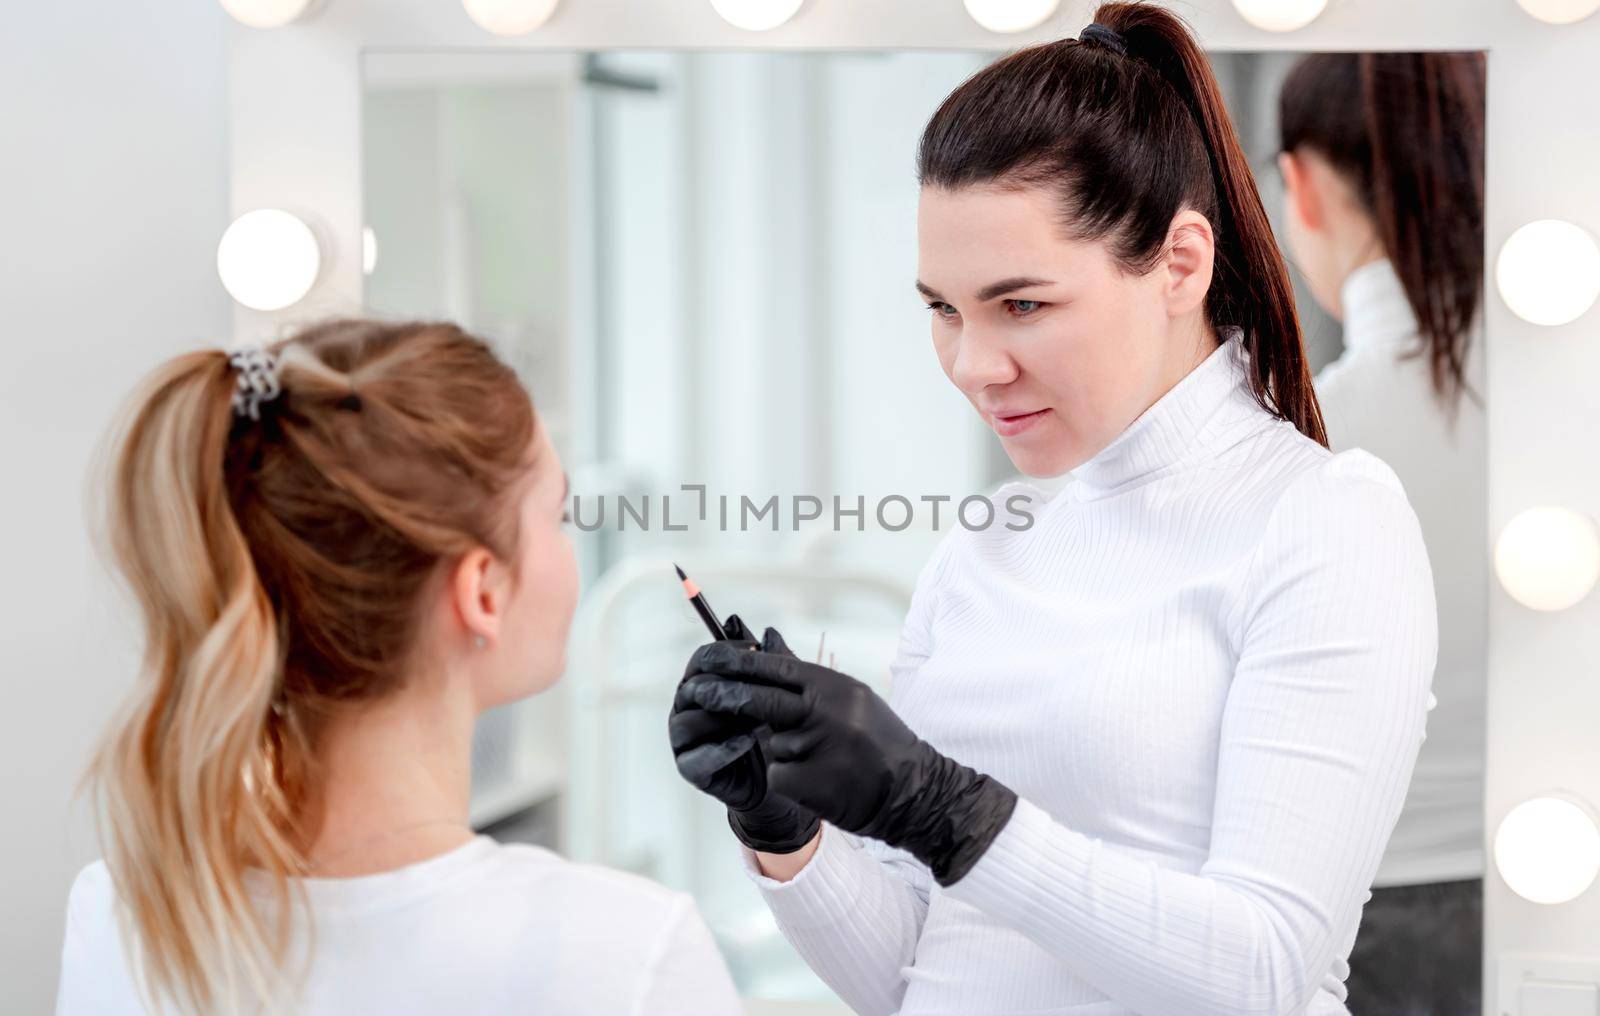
[1314,258,1486,887]
[57,836,743,1015]
[742,332,1439,1016]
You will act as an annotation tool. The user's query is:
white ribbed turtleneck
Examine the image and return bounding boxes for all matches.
[742,331,1439,1016]
[1318,257,1486,888]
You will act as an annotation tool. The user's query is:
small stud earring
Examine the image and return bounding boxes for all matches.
[474,635,487,649]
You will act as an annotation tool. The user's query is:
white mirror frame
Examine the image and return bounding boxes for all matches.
[231,2,1600,1007]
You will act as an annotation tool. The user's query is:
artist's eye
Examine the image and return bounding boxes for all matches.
[1007,299,1044,317]
[925,301,959,320]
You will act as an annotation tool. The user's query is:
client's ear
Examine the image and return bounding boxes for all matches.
[451,548,510,649]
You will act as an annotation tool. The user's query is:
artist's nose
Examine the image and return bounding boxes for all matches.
[948,330,1020,396]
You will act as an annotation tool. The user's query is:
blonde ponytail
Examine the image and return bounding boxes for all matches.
[92,350,303,1012]
[88,320,536,1012]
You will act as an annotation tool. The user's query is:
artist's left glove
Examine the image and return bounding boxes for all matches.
[680,638,1018,886]
[669,616,821,855]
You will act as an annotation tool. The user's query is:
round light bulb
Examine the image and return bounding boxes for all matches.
[461,0,560,36]
[218,0,314,28]
[1515,0,1600,24]
[1495,796,1600,905]
[963,0,1060,33]
[362,226,378,276]
[1230,0,1328,32]
[1497,219,1600,326]
[709,0,804,30]
[216,209,322,312]
[1494,506,1600,611]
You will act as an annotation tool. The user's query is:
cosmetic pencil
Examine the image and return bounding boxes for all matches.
[675,563,730,641]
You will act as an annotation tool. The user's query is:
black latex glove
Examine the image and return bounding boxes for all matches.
[680,640,1018,886]
[668,616,822,855]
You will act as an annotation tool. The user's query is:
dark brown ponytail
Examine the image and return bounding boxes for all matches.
[918,1,1326,447]
[1280,52,1486,410]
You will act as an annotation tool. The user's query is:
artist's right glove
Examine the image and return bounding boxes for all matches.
[678,639,1017,886]
[668,616,822,854]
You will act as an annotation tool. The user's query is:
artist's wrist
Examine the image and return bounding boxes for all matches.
[728,799,822,855]
[754,827,822,882]
[926,771,1017,886]
[867,745,1018,887]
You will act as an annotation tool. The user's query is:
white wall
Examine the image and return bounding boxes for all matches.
[0,1,230,1009]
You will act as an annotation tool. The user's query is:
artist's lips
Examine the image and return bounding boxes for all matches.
[988,408,1051,438]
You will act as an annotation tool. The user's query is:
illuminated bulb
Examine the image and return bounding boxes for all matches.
[362,226,378,276]
[1494,506,1600,611]
[218,0,314,28]
[1495,797,1600,904]
[709,0,804,30]
[1497,219,1600,326]
[1515,0,1600,24]
[461,0,559,36]
[216,209,322,312]
[963,0,1060,33]
[1230,0,1327,31]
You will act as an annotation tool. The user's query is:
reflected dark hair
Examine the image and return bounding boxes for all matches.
[1279,52,1486,410]
[918,1,1326,448]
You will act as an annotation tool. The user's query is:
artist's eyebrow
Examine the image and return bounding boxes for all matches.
[976,276,1055,302]
[915,277,1056,303]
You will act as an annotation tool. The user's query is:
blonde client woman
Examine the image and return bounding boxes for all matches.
[56,320,742,1014]
[670,4,1439,1014]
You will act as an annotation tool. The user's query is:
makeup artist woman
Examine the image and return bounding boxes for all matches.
[668,5,1436,1014]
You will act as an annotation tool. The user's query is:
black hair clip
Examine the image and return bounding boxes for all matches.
[1078,22,1128,56]
[229,346,283,421]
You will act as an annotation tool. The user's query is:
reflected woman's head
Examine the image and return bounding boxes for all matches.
[92,319,575,1011]
[916,1,1325,477]
[1278,52,1486,408]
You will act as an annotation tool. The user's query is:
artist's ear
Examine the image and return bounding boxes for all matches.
[1279,150,1325,233]
[1162,209,1215,319]
[451,547,510,649]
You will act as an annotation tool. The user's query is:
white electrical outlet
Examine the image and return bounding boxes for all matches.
[1500,954,1600,1016]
